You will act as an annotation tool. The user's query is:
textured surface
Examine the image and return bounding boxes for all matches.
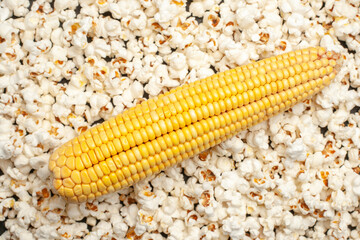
[49,47,342,203]
[2,0,360,239]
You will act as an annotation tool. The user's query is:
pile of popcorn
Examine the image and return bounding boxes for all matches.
[0,0,360,239]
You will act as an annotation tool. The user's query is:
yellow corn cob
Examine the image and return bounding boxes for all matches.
[49,47,342,203]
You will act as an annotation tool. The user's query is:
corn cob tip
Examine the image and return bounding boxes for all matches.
[49,47,343,203]
[318,48,344,81]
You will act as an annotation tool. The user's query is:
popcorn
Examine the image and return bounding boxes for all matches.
[154,0,184,24]
[3,0,30,17]
[128,10,147,30]
[144,76,163,96]
[87,220,113,239]
[239,158,262,177]
[62,17,92,49]
[331,0,358,19]
[351,174,360,196]
[0,198,15,221]
[109,0,141,19]
[222,216,245,239]
[135,209,157,235]
[246,129,269,150]
[286,12,310,37]
[95,17,122,38]
[1,0,360,239]
[136,189,162,211]
[0,117,15,160]
[34,225,59,240]
[0,6,11,22]
[57,223,88,239]
[220,171,249,193]
[23,11,40,30]
[54,0,79,11]
[189,1,206,18]
[167,52,188,79]
[111,214,128,237]
[235,4,259,30]
[85,38,111,58]
[285,138,307,162]
[283,213,316,234]
[15,201,37,228]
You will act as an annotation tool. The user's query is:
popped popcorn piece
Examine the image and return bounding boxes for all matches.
[219,136,244,154]
[154,0,185,24]
[85,38,111,58]
[222,216,246,239]
[247,129,269,150]
[285,138,307,162]
[351,174,360,196]
[0,117,15,159]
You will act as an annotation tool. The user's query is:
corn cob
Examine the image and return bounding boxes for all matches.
[49,47,342,203]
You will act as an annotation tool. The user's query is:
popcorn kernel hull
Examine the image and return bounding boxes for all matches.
[49,47,342,203]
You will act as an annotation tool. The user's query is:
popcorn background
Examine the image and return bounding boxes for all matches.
[0,0,360,239]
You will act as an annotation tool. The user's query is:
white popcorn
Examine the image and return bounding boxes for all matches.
[239,158,262,177]
[89,92,111,114]
[219,136,244,154]
[135,209,158,235]
[276,178,297,199]
[0,6,11,22]
[23,11,40,30]
[196,67,215,79]
[154,0,184,24]
[127,10,147,30]
[332,0,358,19]
[58,223,88,239]
[0,198,15,220]
[351,174,360,196]
[110,214,128,238]
[34,225,59,240]
[259,11,282,28]
[285,138,307,162]
[23,39,52,57]
[137,189,162,211]
[213,156,232,172]
[316,82,357,109]
[109,0,141,19]
[185,46,213,70]
[7,223,35,240]
[222,216,245,239]
[144,76,163,96]
[235,4,259,30]
[122,204,139,227]
[85,38,111,58]
[203,12,223,31]
[247,129,269,150]
[66,203,83,221]
[0,0,360,239]
[15,201,37,228]
[54,0,78,11]
[286,13,309,36]
[189,1,205,18]
[3,0,29,16]
[167,52,188,79]
[63,17,92,49]
[225,45,250,66]
[220,171,249,193]
[88,220,113,239]
[283,213,316,234]
[6,167,27,181]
